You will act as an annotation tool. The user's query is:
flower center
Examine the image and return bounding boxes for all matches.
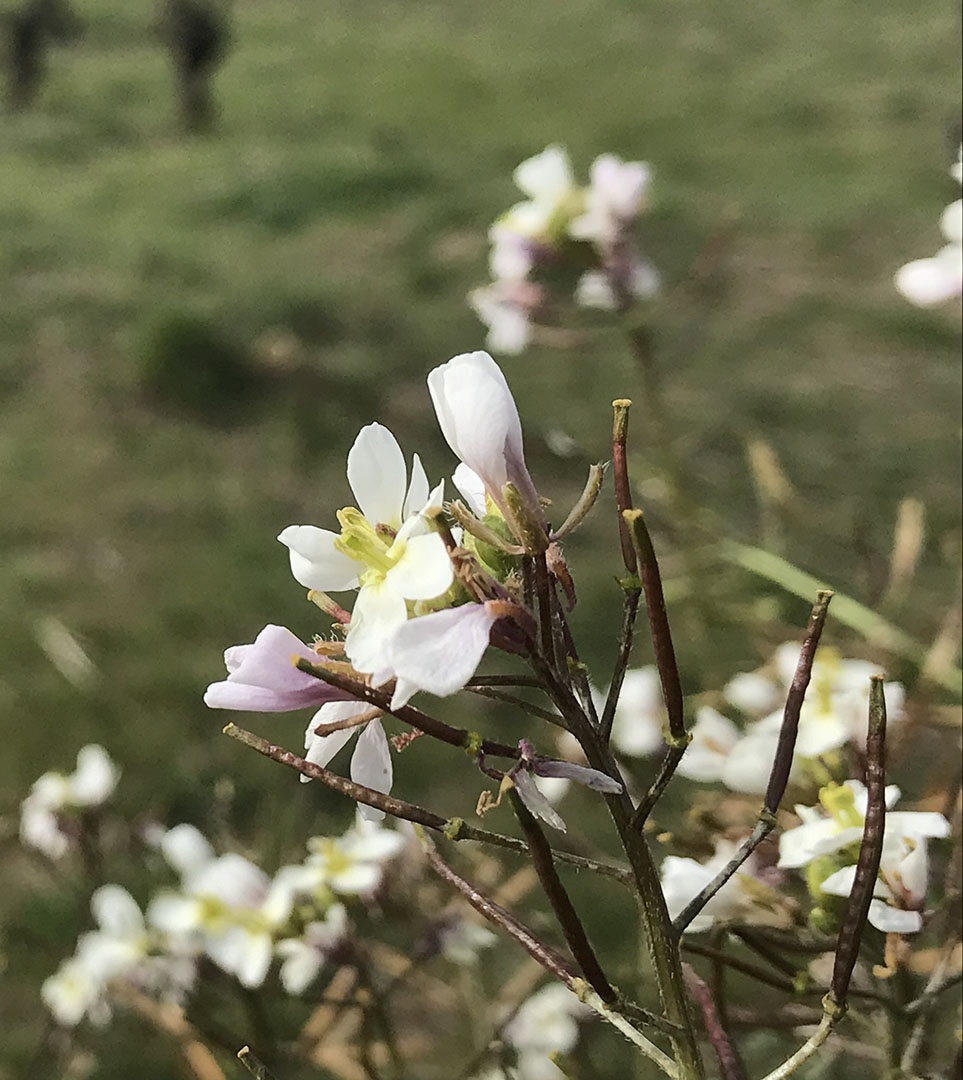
[333,508,401,576]
[819,783,863,830]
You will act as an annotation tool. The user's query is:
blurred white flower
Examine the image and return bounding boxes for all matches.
[608,667,666,758]
[502,145,581,245]
[895,147,963,306]
[569,153,652,248]
[675,707,741,783]
[42,958,109,1028]
[503,982,590,1080]
[276,904,347,995]
[298,819,405,897]
[20,745,119,859]
[438,918,497,966]
[661,841,790,934]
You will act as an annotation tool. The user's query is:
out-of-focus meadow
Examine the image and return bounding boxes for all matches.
[1,0,960,1076]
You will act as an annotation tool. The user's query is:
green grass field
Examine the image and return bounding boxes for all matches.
[1,0,960,1076]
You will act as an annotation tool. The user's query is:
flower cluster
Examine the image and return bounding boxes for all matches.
[473,982,592,1080]
[778,780,950,934]
[470,145,659,353]
[895,145,962,307]
[20,744,119,859]
[39,808,407,1027]
[206,350,622,829]
[610,643,906,794]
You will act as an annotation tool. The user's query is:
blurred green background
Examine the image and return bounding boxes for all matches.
[1,0,960,1076]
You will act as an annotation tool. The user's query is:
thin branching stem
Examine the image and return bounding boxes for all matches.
[509,788,617,1003]
[671,591,833,932]
[612,398,638,575]
[682,965,747,1080]
[831,676,887,1006]
[420,836,680,1079]
[295,658,519,758]
[465,685,563,726]
[222,722,632,883]
[599,586,642,743]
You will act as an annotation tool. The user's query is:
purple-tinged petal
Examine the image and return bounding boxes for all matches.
[204,625,350,713]
[388,603,499,707]
[533,758,622,794]
[513,769,567,833]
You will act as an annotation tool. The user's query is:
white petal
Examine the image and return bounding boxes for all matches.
[886,811,951,841]
[278,525,359,591]
[724,672,780,717]
[386,533,453,601]
[147,893,204,935]
[941,199,962,244]
[347,423,408,529]
[189,854,270,908]
[574,271,617,311]
[895,253,962,306]
[453,464,488,518]
[867,900,922,934]
[350,720,392,823]
[70,745,120,805]
[388,603,499,704]
[778,820,850,868]
[161,824,215,879]
[794,707,850,758]
[238,931,274,988]
[344,581,408,674]
[820,864,889,900]
[676,707,740,781]
[402,454,430,520]
[278,942,322,995]
[91,885,143,937]
[302,707,360,783]
[330,863,383,894]
[513,145,574,201]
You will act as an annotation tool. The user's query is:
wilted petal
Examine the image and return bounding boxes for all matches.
[205,624,351,713]
[513,770,567,833]
[278,525,360,592]
[533,758,622,793]
[388,603,500,708]
[350,720,392,823]
[347,423,408,529]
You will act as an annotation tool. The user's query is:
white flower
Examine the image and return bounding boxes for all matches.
[501,145,581,244]
[675,707,740,782]
[724,671,781,718]
[428,351,542,528]
[777,780,950,870]
[569,153,651,248]
[608,667,666,758]
[298,819,405,897]
[303,703,392,822]
[438,919,497,966]
[42,958,108,1028]
[503,982,590,1079]
[276,904,347,994]
[20,745,120,859]
[76,885,150,983]
[470,281,534,355]
[149,830,297,989]
[387,601,502,709]
[895,147,963,306]
[660,841,789,934]
[278,423,453,676]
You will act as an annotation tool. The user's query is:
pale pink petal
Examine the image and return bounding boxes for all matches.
[204,624,348,713]
[388,603,499,706]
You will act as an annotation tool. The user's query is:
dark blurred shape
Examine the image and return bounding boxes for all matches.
[137,310,261,422]
[3,0,81,110]
[157,0,230,133]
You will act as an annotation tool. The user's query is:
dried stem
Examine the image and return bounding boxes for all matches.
[830,675,887,1006]
[222,722,631,883]
[421,836,679,1078]
[295,658,519,758]
[757,1010,836,1080]
[682,965,747,1080]
[508,788,616,1003]
[599,586,641,743]
[671,591,833,932]
[552,462,606,540]
[612,398,638,575]
[236,1046,278,1080]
